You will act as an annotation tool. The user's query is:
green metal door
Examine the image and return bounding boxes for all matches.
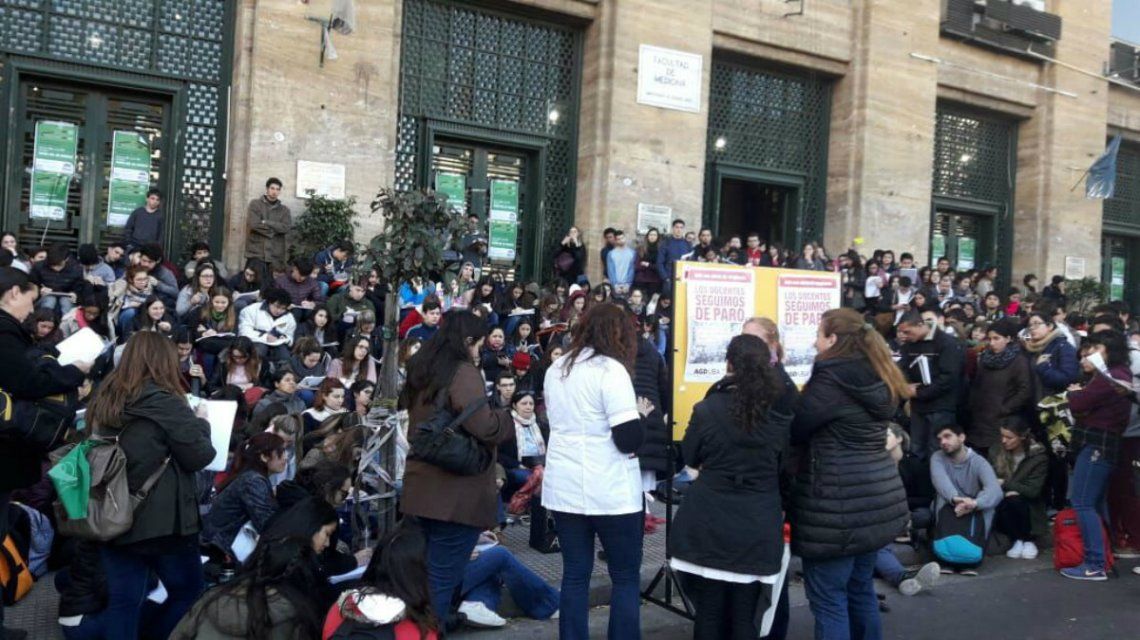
[6,78,170,252]
[431,139,534,281]
[931,210,995,272]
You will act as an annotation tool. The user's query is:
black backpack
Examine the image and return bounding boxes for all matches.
[407,391,492,476]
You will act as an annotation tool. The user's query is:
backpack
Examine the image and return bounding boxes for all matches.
[407,392,492,477]
[931,503,986,568]
[1052,508,1115,572]
[0,507,33,605]
[12,503,52,578]
[48,436,169,542]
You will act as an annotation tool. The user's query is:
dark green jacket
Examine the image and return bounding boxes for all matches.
[108,383,215,545]
[989,441,1049,540]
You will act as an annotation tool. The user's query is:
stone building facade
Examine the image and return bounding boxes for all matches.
[2,0,1138,295]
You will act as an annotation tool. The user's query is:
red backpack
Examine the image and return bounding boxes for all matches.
[1052,508,1115,572]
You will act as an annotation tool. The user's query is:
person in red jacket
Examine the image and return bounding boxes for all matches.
[324,524,440,640]
[1062,330,1133,581]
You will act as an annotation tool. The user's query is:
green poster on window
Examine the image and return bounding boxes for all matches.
[1111,256,1126,301]
[488,179,518,262]
[29,120,78,221]
[957,237,976,270]
[107,131,152,227]
[931,235,946,267]
[435,173,467,215]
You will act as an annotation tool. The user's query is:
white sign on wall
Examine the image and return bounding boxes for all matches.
[636,44,703,114]
[1064,256,1087,280]
[296,160,346,199]
[637,203,673,235]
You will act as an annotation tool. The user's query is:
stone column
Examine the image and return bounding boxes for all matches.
[1011,0,1112,284]
[825,0,941,263]
[574,0,714,284]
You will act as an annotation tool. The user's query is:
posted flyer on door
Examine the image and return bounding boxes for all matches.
[777,273,842,386]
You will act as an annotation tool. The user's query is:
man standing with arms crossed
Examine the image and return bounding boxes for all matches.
[245,177,292,282]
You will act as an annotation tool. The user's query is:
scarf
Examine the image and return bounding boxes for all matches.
[1024,329,1063,354]
[511,411,546,459]
[980,343,1022,370]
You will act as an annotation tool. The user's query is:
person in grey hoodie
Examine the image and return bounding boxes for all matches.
[930,424,1003,549]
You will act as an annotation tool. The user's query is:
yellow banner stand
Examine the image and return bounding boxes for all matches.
[669,262,841,440]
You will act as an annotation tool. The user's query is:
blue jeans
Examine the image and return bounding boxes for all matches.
[1070,444,1114,570]
[873,547,905,587]
[553,510,643,640]
[461,546,559,619]
[420,517,482,623]
[118,307,139,338]
[802,551,881,640]
[39,294,75,316]
[100,543,205,640]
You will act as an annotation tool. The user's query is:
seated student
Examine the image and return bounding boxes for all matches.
[877,424,941,596]
[497,390,547,512]
[363,267,387,315]
[77,243,115,289]
[346,310,384,361]
[191,286,238,364]
[30,242,88,315]
[931,424,1004,574]
[254,368,305,417]
[277,461,353,514]
[102,241,126,279]
[239,287,297,363]
[301,424,367,473]
[60,290,113,343]
[131,294,175,339]
[208,337,269,403]
[291,337,332,400]
[398,276,432,321]
[326,279,376,340]
[176,261,220,321]
[480,327,514,386]
[275,256,326,322]
[405,296,443,343]
[456,543,560,628]
[303,378,348,433]
[295,304,339,356]
[327,336,378,388]
[26,307,63,348]
[349,379,375,419]
[172,537,325,639]
[176,328,209,396]
[137,243,180,307]
[312,240,355,297]
[228,261,263,313]
[511,351,535,392]
[109,264,155,337]
[260,497,362,593]
[183,240,229,282]
[266,413,304,486]
[201,433,286,549]
[490,372,516,410]
[989,421,1048,560]
[303,411,365,453]
[324,522,441,640]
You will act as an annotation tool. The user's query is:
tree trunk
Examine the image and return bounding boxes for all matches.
[380,292,401,400]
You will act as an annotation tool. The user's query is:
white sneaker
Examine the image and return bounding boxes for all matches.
[1132,566,1140,575]
[1021,541,1038,560]
[898,562,940,596]
[458,601,507,628]
[1006,540,1025,559]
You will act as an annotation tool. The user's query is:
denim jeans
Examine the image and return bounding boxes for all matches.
[501,467,532,505]
[552,510,643,640]
[873,546,905,587]
[99,543,205,640]
[1070,444,1114,570]
[39,294,75,316]
[802,551,881,640]
[420,517,482,623]
[461,546,559,619]
[118,307,139,338]
[909,410,955,460]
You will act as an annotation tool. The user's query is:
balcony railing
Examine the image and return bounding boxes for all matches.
[941,0,1062,60]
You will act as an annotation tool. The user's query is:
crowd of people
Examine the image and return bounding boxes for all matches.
[1,192,1139,640]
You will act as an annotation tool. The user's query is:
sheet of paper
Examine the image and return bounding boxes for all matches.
[230,521,258,563]
[299,376,327,389]
[56,327,106,366]
[204,399,238,472]
[329,565,366,585]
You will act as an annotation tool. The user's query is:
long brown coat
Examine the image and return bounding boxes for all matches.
[401,361,513,529]
[967,350,1033,451]
[244,196,292,265]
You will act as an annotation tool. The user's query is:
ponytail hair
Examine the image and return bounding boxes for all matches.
[726,335,781,432]
[221,432,286,490]
[816,308,914,403]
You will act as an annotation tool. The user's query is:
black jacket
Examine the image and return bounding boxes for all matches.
[106,383,215,545]
[634,337,671,474]
[57,540,107,617]
[201,470,278,551]
[668,379,792,575]
[0,309,86,491]
[790,357,909,560]
[899,328,964,415]
[29,259,88,295]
